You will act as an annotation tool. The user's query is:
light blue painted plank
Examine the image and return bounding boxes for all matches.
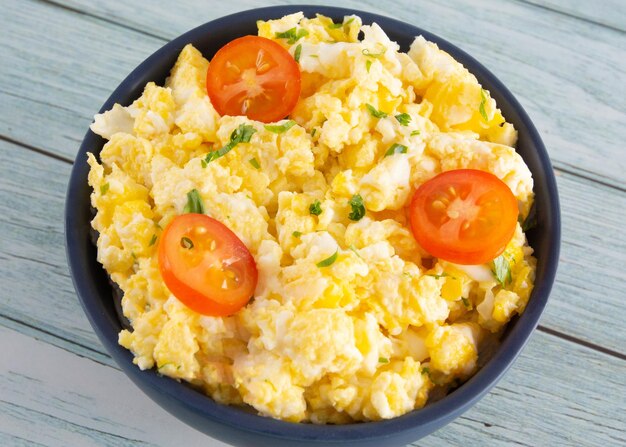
[523,0,626,31]
[1,0,625,187]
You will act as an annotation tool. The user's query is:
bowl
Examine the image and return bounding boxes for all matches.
[65,5,561,447]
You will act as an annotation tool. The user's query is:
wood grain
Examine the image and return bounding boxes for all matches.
[0,0,624,187]
[522,0,626,31]
[1,321,624,447]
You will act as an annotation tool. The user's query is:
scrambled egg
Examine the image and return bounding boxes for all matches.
[87,12,536,423]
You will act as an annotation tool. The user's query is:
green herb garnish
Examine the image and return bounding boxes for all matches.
[100,183,109,195]
[520,205,537,232]
[479,88,489,122]
[183,189,205,214]
[316,250,338,268]
[348,244,362,259]
[425,273,450,279]
[410,130,421,136]
[309,200,322,216]
[292,231,302,238]
[365,59,372,73]
[395,113,411,126]
[203,124,256,165]
[294,43,302,62]
[378,357,389,364]
[492,254,512,286]
[384,143,408,157]
[264,120,296,134]
[366,103,388,119]
[275,27,309,44]
[328,17,355,29]
[148,234,157,246]
[362,46,386,58]
[348,194,365,221]
[249,157,261,170]
[461,297,470,308]
[311,128,317,137]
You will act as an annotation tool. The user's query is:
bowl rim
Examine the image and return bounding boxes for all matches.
[65,4,561,443]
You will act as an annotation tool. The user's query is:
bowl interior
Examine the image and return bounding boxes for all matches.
[66,5,560,446]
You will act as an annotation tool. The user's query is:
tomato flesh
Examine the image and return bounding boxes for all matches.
[409,169,519,265]
[206,36,301,123]
[158,214,257,316]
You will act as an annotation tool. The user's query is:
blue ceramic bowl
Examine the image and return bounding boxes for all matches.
[66,5,560,446]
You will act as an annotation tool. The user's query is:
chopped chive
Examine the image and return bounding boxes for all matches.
[362,46,386,58]
[365,59,372,72]
[384,143,408,157]
[148,234,157,246]
[378,357,389,364]
[410,130,421,136]
[395,113,411,126]
[100,183,109,195]
[316,250,338,268]
[479,89,489,122]
[183,189,205,214]
[349,244,362,259]
[294,43,302,62]
[264,120,296,134]
[203,124,256,165]
[292,231,302,238]
[275,27,309,44]
[249,157,261,169]
[461,297,470,308]
[365,103,387,118]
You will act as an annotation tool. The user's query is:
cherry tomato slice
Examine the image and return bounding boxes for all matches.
[206,35,301,123]
[158,214,257,316]
[409,169,519,265]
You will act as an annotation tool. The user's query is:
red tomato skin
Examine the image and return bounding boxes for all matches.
[409,169,519,265]
[206,35,301,123]
[158,214,257,316]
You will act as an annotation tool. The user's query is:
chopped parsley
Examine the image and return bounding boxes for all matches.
[292,231,302,238]
[264,120,296,134]
[100,183,109,195]
[180,237,194,249]
[479,88,489,122]
[365,59,372,73]
[275,27,309,44]
[248,157,261,170]
[183,189,205,214]
[410,130,421,136]
[148,234,157,247]
[309,200,322,216]
[348,194,365,221]
[316,250,338,268]
[492,254,512,286]
[365,103,388,119]
[311,128,317,137]
[378,357,389,364]
[203,124,256,165]
[294,43,302,62]
[384,143,408,157]
[395,113,411,126]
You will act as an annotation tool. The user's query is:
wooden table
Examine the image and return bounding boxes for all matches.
[1,0,625,445]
